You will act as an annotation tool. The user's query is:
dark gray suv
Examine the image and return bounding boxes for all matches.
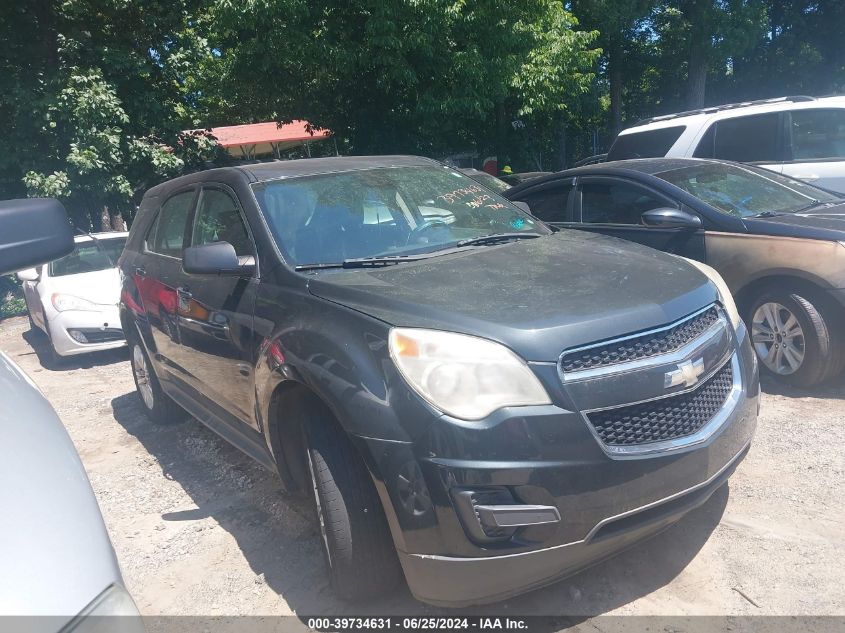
[118,156,758,606]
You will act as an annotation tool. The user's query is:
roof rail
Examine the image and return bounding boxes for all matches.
[633,95,817,127]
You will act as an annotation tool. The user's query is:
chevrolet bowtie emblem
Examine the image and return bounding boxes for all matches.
[665,358,706,389]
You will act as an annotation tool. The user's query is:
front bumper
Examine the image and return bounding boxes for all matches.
[359,326,759,607]
[398,440,749,607]
[47,306,126,356]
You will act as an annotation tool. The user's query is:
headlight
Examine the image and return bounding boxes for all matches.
[682,258,743,330]
[389,328,551,420]
[64,584,143,633]
[52,293,99,312]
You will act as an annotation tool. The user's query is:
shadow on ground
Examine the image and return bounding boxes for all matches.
[760,371,845,400]
[21,327,128,371]
[111,390,729,620]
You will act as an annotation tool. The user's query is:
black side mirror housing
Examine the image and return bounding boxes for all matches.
[183,242,255,276]
[0,198,74,276]
[641,207,702,230]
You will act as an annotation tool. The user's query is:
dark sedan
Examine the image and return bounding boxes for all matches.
[506,158,845,387]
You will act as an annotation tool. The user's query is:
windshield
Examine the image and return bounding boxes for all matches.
[654,163,841,218]
[49,237,126,277]
[252,165,545,266]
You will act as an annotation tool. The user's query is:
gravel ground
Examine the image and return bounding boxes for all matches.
[1,314,843,621]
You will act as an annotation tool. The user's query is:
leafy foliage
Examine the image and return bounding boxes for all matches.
[1,0,844,195]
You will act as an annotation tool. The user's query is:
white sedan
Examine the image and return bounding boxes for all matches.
[17,232,128,360]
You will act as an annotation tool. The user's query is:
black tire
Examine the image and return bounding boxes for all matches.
[748,290,843,387]
[42,316,65,369]
[128,329,184,424]
[304,413,402,601]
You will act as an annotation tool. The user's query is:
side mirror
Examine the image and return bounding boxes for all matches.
[17,268,39,282]
[641,208,702,230]
[0,198,74,276]
[183,242,255,276]
[512,201,532,214]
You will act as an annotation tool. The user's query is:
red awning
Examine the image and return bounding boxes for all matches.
[210,120,330,147]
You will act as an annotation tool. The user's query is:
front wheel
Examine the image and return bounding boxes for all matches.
[304,414,402,601]
[749,291,843,387]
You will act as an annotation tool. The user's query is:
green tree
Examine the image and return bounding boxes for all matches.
[0,1,218,228]
[665,0,767,108]
[571,0,657,134]
[205,0,598,166]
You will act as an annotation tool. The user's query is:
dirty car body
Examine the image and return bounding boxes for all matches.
[119,156,758,606]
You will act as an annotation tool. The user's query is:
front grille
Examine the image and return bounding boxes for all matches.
[586,360,733,446]
[560,306,720,373]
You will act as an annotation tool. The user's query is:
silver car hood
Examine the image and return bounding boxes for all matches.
[0,351,122,620]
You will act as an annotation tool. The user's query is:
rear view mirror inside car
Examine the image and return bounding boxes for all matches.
[0,198,74,276]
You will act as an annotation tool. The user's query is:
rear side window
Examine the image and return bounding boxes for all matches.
[790,109,845,160]
[192,188,254,256]
[147,190,194,258]
[581,181,671,225]
[709,113,780,162]
[517,182,574,223]
[607,126,686,161]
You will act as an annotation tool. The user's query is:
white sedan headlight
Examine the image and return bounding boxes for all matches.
[51,293,99,312]
[389,328,551,420]
[682,258,743,330]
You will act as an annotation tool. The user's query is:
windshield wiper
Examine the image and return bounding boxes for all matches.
[752,200,823,218]
[455,232,543,247]
[294,234,545,271]
[295,250,462,271]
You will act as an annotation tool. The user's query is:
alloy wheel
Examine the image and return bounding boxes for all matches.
[132,344,155,409]
[751,302,805,375]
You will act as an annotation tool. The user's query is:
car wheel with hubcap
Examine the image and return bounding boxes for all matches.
[749,291,842,387]
[303,412,402,601]
[128,329,183,423]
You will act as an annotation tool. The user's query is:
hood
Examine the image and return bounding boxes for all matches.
[48,267,120,305]
[743,202,845,240]
[0,352,122,619]
[307,232,718,361]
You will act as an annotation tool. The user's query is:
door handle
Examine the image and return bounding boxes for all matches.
[135,266,146,278]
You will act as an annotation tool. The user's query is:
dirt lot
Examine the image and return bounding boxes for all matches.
[1,314,843,620]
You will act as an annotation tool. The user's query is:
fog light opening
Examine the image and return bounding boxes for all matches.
[69,329,89,344]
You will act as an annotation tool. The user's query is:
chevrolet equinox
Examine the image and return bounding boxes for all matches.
[118,156,759,606]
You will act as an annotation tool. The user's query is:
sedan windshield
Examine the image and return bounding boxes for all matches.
[252,165,545,266]
[49,237,126,277]
[654,162,841,218]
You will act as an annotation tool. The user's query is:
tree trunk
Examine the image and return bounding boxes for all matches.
[686,41,708,108]
[110,213,126,231]
[558,121,567,171]
[685,0,710,109]
[608,40,623,134]
[494,99,508,175]
[100,206,111,232]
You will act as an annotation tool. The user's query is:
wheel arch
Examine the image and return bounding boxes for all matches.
[734,272,834,316]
